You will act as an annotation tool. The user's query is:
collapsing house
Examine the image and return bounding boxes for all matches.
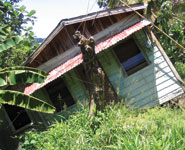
[0,4,184,149]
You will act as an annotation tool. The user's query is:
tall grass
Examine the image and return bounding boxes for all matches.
[20,103,185,150]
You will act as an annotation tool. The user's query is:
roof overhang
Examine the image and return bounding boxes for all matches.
[23,3,147,66]
[24,19,151,95]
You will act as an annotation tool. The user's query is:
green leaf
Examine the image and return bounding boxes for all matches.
[0,66,48,76]
[0,43,8,51]
[27,10,36,17]
[0,34,20,51]
[0,66,48,86]
[5,38,16,49]
[3,2,11,7]
[0,28,7,36]
[104,145,117,149]
[12,36,23,44]
[27,27,33,31]
[0,77,7,87]
[0,35,25,51]
[19,6,26,11]
[0,35,6,41]
[0,90,55,113]
[0,10,4,16]
[13,10,18,16]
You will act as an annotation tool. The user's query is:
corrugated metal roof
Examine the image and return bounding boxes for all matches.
[24,20,150,95]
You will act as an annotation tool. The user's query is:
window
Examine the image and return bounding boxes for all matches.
[45,77,75,112]
[113,39,148,75]
[3,104,31,131]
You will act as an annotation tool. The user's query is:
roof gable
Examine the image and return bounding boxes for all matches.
[24,4,147,68]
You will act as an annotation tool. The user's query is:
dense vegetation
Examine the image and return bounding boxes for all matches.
[0,0,55,113]
[0,0,38,68]
[20,103,185,150]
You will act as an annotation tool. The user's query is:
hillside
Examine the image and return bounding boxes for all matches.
[20,102,185,150]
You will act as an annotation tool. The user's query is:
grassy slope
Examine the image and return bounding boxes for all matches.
[20,103,185,150]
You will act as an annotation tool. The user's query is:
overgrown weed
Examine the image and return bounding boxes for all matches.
[20,102,185,150]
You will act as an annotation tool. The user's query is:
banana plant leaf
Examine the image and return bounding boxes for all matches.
[0,66,48,76]
[0,90,55,113]
[0,66,48,87]
[0,25,23,51]
[0,36,23,51]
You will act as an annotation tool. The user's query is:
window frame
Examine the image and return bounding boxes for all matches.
[45,76,76,113]
[111,37,150,77]
[2,105,33,134]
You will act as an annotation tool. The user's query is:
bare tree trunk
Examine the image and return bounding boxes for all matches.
[73,31,116,116]
[89,95,95,116]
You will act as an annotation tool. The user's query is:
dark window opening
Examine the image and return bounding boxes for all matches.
[113,39,148,75]
[45,77,75,112]
[4,104,31,130]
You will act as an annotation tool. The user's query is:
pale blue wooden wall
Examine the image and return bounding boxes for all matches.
[97,30,184,108]
[35,29,184,119]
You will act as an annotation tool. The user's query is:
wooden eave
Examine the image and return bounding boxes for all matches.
[23,3,147,67]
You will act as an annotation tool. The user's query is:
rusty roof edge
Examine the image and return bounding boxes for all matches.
[23,3,147,66]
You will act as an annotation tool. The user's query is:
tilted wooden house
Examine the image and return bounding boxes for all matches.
[0,4,184,149]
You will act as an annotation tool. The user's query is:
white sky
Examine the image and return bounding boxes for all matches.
[19,0,100,38]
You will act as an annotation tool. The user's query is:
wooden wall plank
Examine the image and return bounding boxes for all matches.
[150,31,184,85]
[97,29,184,108]
[63,69,88,105]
